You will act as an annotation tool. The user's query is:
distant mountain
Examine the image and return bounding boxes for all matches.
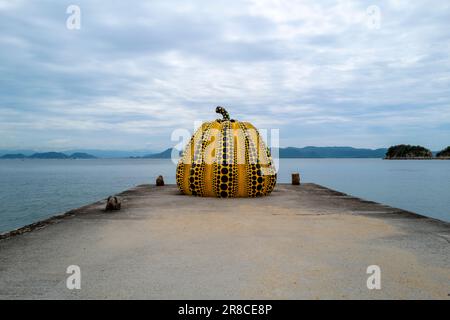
[69,152,97,159]
[63,149,156,158]
[0,149,35,157]
[142,148,178,159]
[0,153,27,159]
[7,152,97,159]
[276,146,388,158]
[29,152,69,159]
[138,146,388,159]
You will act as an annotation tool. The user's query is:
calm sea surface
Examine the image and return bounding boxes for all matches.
[0,158,449,233]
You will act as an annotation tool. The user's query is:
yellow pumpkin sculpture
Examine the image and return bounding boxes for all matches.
[176,106,277,197]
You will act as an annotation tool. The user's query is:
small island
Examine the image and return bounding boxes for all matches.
[385,144,432,159]
[0,153,27,159]
[436,146,450,158]
[69,152,97,159]
[0,152,97,160]
[385,144,449,160]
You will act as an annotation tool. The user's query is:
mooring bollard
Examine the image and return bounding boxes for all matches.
[292,173,300,185]
[105,196,121,211]
[156,175,165,186]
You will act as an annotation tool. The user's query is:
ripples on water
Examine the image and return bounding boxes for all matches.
[0,158,449,233]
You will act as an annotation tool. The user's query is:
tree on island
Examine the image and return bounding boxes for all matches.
[385,144,432,159]
[436,146,450,158]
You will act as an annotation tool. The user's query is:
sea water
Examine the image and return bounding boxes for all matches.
[0,158,449,233]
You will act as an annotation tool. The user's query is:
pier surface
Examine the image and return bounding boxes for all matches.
[0,184,449,299]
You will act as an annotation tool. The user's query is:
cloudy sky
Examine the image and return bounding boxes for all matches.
[0,0,449,151]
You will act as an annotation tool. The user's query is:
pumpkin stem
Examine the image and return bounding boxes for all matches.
[216,106,230,121]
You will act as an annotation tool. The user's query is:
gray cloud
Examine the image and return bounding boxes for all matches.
[0,0,449,150]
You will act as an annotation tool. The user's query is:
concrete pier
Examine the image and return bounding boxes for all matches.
[0,184,449,299]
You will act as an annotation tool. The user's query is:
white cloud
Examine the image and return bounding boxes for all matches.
[0,0,23,11]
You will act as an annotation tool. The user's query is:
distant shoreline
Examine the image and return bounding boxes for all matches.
[2,145,449,160]
[384,157,450,160]
[0,146,389,159]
